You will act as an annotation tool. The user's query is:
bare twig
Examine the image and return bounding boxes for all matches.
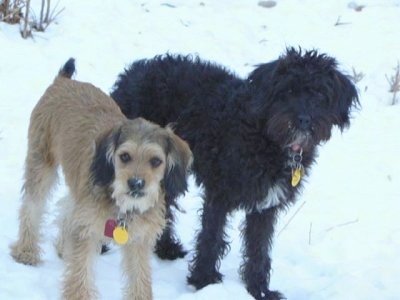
[38,0,45,30]
[334,16,351,26]
[324,218,359,233]
[386,62,400,105]
[21,0,31,38]
[44,0,50,22]
[277,201,306,237]
[308,222,313,245]
[349,67,365,84]
[43,0,64,29]
[19,0,64,37]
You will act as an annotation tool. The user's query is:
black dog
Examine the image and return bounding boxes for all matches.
[110,48,359,300]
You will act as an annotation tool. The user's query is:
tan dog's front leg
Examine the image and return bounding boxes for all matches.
[121,241,153,300]
[61,228,99,300]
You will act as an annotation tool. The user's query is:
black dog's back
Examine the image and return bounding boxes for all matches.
[111,54,241,127]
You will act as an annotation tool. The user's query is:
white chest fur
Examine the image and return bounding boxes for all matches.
[255,180,288,212]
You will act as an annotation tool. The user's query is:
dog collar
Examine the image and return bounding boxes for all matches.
[287,148,304,187]
[104,212,131,245]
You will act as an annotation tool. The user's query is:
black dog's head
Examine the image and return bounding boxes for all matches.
[248,47,359,154]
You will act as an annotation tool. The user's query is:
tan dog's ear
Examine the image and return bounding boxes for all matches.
[90,126,122,186]
[164,128,193,206]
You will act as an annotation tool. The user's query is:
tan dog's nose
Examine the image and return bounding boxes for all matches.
[128,177,145,192]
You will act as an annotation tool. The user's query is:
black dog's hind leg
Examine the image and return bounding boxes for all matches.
[187,200,229,289]
[155,203,187,260]
[241,207,285,300]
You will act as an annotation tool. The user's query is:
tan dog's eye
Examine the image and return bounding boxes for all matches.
[150,157,162,168]
[119,153,131,163]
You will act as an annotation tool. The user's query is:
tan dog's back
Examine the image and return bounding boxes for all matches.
[27,72,125,196]
[31,74,124,138]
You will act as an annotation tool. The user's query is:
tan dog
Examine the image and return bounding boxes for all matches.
[10,59,192,300]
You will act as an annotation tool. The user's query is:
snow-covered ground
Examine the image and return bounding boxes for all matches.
[1,0,399,299]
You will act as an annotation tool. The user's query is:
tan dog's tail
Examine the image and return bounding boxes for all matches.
[58,58,76,78]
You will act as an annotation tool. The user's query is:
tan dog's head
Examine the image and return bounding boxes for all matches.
[91,118,192,214]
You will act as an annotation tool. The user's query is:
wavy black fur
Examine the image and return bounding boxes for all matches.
[110,48,359,299]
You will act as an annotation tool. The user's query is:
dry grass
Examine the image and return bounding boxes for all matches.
[386,62,400,105]
[33,0,64,32]
[0,0,24,24]
[349,67,365,84]
[1,0,64,38]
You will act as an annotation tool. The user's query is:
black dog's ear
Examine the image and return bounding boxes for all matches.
[332,71,360,130]
[90,127,122,186]
[164,128,193,206]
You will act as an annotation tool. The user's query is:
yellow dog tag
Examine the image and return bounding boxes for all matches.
[291,168,302,187]
[113,226,129,245]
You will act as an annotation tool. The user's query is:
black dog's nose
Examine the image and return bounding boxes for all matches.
[128,177,145,191]
[298,114,312,130]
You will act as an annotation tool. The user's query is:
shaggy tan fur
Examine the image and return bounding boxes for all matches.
[10,66,192,300]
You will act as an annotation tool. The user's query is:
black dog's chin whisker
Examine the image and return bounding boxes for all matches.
[266,114,316,151]
[285,129,313,152]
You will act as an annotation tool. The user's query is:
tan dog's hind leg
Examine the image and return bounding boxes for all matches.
[10,145,58,265]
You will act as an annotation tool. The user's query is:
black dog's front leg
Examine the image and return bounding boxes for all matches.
[154,203,187,260]
[187,200,229,289]
[241,207,285,300]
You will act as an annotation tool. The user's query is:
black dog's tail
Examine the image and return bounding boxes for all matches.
[58,58,76,78]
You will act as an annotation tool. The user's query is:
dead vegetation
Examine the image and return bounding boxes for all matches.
[0,0,24,24]
[1,0,64,38]
[349,67,365,84]
[386,62,400,105]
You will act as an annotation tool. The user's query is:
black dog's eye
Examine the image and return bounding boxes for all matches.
[119,153,131,163]
[310,90,329,107]
[150,157,162,168]
[316,95,329,107]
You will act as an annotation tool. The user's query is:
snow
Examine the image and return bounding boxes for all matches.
[1,0,399,299]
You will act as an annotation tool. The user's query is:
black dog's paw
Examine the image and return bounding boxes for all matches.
[154,239,187,260]
[262,290,285,300]
[249,288,286,300]
[187,270,223,290]
[100,243,111,254]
